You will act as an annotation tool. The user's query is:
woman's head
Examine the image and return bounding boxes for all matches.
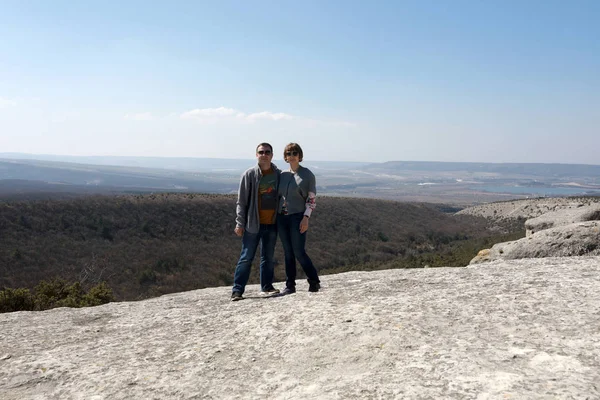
[283,143,304,163]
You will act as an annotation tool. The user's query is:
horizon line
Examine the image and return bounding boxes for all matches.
[1,152,600,167]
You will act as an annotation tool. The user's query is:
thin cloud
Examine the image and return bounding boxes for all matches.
[177,106,356,128]
[181,107,294,123]
[181,107,237,119]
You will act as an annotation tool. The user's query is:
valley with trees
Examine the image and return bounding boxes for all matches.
[0,193,524,312]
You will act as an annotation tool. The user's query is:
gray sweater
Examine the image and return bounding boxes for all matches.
[235,163,281,234]
[278,165,317,216]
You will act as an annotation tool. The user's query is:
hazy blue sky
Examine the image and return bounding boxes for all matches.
[1,1,598,164]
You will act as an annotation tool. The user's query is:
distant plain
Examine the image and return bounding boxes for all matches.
[2,153,599,204]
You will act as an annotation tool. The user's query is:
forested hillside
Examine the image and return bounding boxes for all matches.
[0,193,523,301]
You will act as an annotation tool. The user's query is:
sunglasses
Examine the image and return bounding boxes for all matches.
[257,150,272,155]
[285,151,299,157]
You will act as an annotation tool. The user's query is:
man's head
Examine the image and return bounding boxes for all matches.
[256,142,273,154]
[256,142,273,170]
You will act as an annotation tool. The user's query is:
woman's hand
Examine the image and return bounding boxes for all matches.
[300,216,309,234]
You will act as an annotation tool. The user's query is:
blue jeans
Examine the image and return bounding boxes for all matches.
[277,212,319,289]
[232,224,277,294]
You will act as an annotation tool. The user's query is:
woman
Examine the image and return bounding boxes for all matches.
[277,143,320,293]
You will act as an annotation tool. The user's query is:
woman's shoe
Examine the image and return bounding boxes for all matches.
[308,282,320,292]
[281,287,296,295]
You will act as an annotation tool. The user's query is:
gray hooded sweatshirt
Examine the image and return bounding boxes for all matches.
[235,163,281,234]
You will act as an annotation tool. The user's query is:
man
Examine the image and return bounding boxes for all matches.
[231,143,281,301]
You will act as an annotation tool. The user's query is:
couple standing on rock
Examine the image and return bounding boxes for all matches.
[230,142,320,301]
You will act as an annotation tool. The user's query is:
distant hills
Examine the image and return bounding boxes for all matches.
[0,158,235,197]
[1,153,599,203]
[0,152,368,173]
[365,160,600,178]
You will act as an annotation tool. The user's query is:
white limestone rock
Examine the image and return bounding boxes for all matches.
[468,199,600,265]
[457,197,600,222]
[525,204,600,236]
[2,258,600,399]
[478,221,600,264]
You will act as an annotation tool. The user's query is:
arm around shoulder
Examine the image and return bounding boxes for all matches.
[303,168,317,218]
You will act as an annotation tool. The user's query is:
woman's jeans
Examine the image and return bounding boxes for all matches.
[277,212,319,289]
[232,224,277,294]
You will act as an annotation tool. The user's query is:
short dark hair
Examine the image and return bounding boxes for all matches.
[256,142,273,153]
[283,142,303,162]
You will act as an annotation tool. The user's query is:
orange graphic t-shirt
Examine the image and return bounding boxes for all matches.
[258,168,277,225]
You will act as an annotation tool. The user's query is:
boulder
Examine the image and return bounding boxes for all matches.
[469,248,492,264]
[471,221,600,264]
[525,204,600,236]
[456,197,600,222]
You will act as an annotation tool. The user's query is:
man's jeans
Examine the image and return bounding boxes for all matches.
[277,212,319,289]
[232,224,277,294]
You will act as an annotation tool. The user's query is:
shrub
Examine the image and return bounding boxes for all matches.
[0,279,115,313]
[34,279,84,310]
[83,282,115,306]
[0,288,35,312]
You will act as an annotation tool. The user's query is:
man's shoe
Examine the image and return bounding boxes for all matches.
[231,291,244,301]
[308,282,320,292]
[281,287,296,295]
[260,286,280,296]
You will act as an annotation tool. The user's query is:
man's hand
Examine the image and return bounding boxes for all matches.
[234,226,244,237]
[299,216,309,234]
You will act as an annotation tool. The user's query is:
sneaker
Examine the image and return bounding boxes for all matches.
[231,291,244,301]
[308,282,320,293]
[260,286,280,296]
[281,287,296,295]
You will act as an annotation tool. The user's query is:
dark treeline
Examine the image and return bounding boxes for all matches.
[0,193,523,306]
